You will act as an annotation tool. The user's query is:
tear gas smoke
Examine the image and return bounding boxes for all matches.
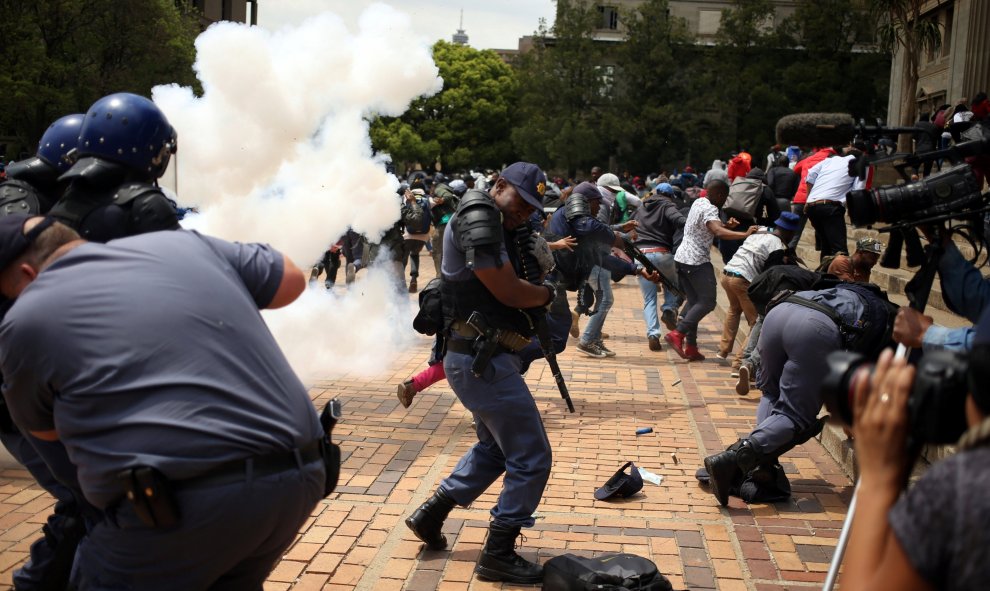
[152,4,442,380]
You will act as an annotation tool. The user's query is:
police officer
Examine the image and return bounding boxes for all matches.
[0,114,90,591]
[0,215,325,590]
[703,283,895,506]
[49,92,180,241]
[404,162,557,584]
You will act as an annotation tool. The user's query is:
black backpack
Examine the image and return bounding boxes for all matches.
[544,553,673,591]
[412,278,444,335]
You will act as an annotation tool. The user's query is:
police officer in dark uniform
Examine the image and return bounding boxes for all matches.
[48,92,180,241]
[404,162,557,584]
[0,114,90,591]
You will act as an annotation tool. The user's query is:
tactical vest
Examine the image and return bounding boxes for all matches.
[51,181,180,243]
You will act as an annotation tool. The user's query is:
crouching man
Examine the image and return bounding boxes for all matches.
[702,283,896,505]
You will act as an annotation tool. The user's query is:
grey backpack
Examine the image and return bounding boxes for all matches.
[723,177,762,222]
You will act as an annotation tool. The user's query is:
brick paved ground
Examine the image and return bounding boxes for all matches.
[0,259,854,590]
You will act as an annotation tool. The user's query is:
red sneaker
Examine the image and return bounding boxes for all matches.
[684,344,706,362]
[664,330,688,359]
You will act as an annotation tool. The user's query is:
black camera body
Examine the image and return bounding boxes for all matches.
[822,350,970,447]
[846,164,985,228]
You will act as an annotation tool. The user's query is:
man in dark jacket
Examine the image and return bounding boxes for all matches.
[633,183,686,351]
[765,155,799,212]
[429,180,460,274]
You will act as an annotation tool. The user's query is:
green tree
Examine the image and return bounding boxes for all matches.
[0,0,201,158]
[370,40,517,172]
[511,1,609,176]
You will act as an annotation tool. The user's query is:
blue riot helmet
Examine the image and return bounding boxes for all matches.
[74,93,177,180]
[38,114,84,174]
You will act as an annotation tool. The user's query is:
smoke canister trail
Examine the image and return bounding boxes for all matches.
[152,4,443,380]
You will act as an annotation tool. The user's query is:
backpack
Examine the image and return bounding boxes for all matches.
[747,265,838,316]
[408,196,432,234]
[544,553,673,591]
[723,177,763,222]
[412,278,444,335]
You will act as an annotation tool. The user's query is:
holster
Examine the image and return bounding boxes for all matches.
[116,466,180,529]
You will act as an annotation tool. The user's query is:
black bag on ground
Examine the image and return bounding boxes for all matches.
[543,552,673,591]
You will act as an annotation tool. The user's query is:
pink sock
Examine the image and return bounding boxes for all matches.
[411,362,446,393]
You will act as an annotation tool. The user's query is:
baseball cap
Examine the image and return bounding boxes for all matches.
[572,181,603,201]
[773,212,800,232]
[594,461,644,501]
[448,179,467,195]
[655,182,674,196]
[596,173,624,194]
[855,237,884,254]
[0,214,55,272]
[500,162,547,210]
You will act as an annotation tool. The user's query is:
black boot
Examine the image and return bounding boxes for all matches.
[405,489,457,550]
[475,522,543,584]
[703,439,761,506]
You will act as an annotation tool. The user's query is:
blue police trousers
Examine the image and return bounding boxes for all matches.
[440,349,552,528]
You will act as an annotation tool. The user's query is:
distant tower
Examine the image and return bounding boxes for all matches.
[452,9,469,45]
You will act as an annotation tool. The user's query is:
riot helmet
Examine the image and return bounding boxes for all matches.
[73,93,177,180]
[38,114,84,174]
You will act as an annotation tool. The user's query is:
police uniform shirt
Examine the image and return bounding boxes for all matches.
[441,211,509,280]
[0,230,323,509]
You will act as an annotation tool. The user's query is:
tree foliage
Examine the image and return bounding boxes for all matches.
[370,40,518,172]
[0,0,202,158]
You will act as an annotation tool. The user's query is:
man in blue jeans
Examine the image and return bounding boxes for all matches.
[634,183,686,351]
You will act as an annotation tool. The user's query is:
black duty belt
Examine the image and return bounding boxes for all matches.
[175,440,323,490]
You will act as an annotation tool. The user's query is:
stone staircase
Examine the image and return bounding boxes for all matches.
[710,214,980,480]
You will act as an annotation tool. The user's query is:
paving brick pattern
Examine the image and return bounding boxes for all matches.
[0,260,854,590]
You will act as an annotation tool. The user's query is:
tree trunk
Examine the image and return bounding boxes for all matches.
[897,49,918,154]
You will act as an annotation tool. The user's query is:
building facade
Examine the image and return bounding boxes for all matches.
[185,0,257,26]
[887,0,990,124]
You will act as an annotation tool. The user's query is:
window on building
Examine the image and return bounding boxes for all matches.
[698,10,721,36]
[941,7,953,58]
[597,5,619,30]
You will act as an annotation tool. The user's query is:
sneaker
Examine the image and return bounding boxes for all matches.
[684,344,706,362]
[664,330,688,359]
[408,278,418,293]
[661,309,677,331]
[576,341,607,358]
[397,380,417,408]
[648,336,662,351]
[569,310,580,338]
[715,351,729,360]
[735,365,750,396]
[730,369,740,378]
[596,340,616,357]
[324,280,333,290]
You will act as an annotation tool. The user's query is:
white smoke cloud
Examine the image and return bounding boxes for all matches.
[152,4,443,381]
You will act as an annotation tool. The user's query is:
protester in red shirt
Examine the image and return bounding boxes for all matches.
[727,152,752,182]
[787,147,835,249]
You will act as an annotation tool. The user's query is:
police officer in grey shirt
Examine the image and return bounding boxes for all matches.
[0,215,325,590]
[404,162,557,585]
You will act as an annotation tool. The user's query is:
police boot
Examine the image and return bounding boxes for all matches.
[475,522,543,584]
[703,439,762,506]
[405,489,457,550]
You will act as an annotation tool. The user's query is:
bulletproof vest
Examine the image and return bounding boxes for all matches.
[0,179,47,217]
[50,181,180,243]
[441,200,537,337]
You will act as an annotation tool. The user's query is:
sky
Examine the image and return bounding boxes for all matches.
[257,0,557,50]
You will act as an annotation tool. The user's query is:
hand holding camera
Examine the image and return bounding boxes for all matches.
[851,349,915,489]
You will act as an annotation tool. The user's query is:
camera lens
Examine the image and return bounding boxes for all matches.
[821,351,873,427]
[846,189,880,226]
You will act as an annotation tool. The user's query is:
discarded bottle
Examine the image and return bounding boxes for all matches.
[636,427,653,435]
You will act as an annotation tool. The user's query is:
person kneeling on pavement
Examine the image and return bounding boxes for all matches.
[701,282,897,505]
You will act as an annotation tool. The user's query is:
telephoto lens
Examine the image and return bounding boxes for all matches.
[845,164,984,227]
[820,350,970,445]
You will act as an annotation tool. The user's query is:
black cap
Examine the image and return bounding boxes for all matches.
[572,181,603,201]
[500,162,547,210]
[594,461,644,500]
[0,214,55,272]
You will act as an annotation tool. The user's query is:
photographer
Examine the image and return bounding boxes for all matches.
[843,338,990,590]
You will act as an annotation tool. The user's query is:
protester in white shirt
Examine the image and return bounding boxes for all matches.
[804,146,867,261]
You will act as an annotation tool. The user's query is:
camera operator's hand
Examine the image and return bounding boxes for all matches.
[852,349,915,489]
[892,307,934,348]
